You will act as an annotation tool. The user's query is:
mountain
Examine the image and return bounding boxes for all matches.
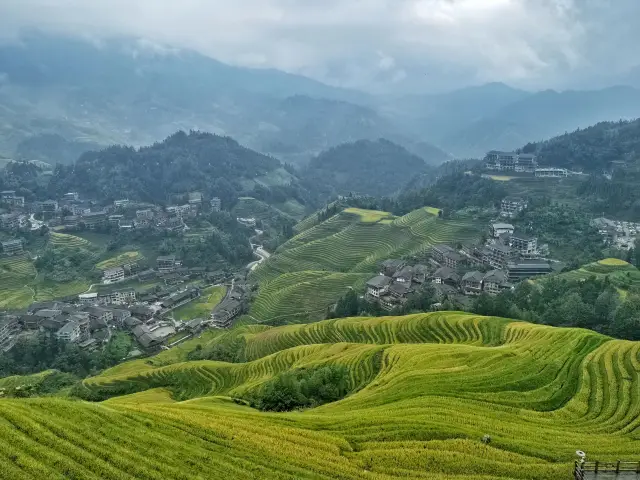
[443,86,640,157]
[301,139,431,198]
[530,118,640,172]
[47,131,287,206]
[1,33,419,166]
[250,95,450,166]
[380,82,529,143]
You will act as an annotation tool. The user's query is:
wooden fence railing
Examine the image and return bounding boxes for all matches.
[575,460,640,479]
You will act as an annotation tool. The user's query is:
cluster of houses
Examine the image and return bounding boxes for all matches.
[0,261,248,353]
[0,286,192,352]
[100,255,229,287]
[366,213,563,310]
[0,276,246,353]
[591,217,640,251]
[484,151,570,178]
[0,188,223,236]
[365,260,431,312]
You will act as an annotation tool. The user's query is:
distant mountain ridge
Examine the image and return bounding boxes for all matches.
[441,86,640,157]
[301,139,430,198]
[1,33,442,166]
[2,33,640,166]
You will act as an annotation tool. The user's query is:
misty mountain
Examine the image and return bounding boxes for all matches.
[2,33,440,166]
[2,32,640,168]
[301,139,429,198]
[441,86,640,157]
[257,95,450,165]
[15,134,103,166]
[380,82,529,142]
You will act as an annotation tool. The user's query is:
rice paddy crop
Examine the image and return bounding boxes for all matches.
[553,258,640,293]
[251,207,480,323]
[96,251,143,270]
[598,258,631,266]
[2,312,638,479]
[172,286,227,320]
[0,233,102,309]
[0,255,37,309]
[343,207,395,223]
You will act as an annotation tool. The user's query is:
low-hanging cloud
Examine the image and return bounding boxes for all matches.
[0,0,638,92]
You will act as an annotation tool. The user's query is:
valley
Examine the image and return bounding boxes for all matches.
[1,21,640,480]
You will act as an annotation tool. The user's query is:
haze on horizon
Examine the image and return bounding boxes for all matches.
[1,0,638,94]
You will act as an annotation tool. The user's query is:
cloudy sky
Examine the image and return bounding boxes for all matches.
[1,0,638,93]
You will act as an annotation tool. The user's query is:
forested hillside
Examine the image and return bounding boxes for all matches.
[47,131,293,207]
[302,139,430,198]
[529,118,640,172]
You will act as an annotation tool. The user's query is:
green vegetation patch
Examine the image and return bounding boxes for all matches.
[343,207,395,223]
[96,251,143,270]
[172,286,227,321]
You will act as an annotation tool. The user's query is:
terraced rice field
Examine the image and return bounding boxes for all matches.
[251,207,480,323]
[48,232,92,249]
[343,207,395,223]
[0,233,102,309]
[31,279,91,302]
[96,251,143,270]
[4,312,637,479]
[598,258,631,266]
[554,258,640,292]
[250,272,370,323]
[0,255,37,309]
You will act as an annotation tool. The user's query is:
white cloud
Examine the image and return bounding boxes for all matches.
[0,0,637,92]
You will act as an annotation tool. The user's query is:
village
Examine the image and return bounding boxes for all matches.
[0,188,223,241]
[364,196,564,312]
[0,252,251,354]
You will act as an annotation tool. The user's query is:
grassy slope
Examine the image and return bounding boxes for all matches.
[95,251,144,270]
[249,207,480,323]
[172,286,227,320]
[0,230,166,309]
[2,312,639,479]
[554,258,640,293]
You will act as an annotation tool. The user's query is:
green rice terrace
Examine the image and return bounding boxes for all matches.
[249,207,480,323]
[553,259,640,294]
[0,232,149,309]
[1,312,638,479]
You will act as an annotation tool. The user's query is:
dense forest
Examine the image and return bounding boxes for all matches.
[576,170,640,220]
[323,172,508,217]
[47,131,284,207]
[301,139,430,199]
[472,276,640,341]
[526,118,640,172]
[0,332,133,378]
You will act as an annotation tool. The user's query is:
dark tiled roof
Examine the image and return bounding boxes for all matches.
[434,267,460,283]
[483,270,508,284]
[366,275,393,288]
